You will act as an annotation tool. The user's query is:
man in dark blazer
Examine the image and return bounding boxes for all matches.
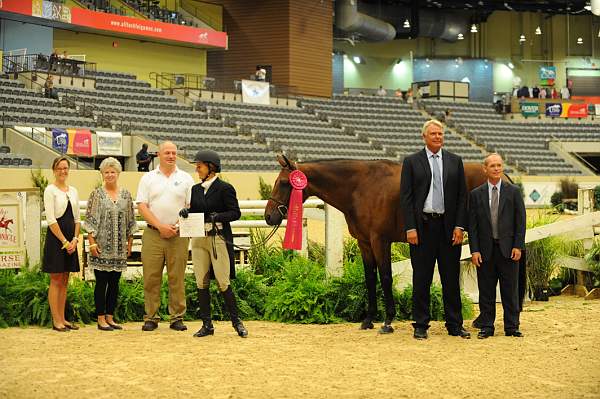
[400,119,469,340]
[180,150,248,338]
[468,153,526,339]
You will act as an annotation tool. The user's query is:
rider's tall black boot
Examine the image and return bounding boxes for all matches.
[221,286,248,338]
[193,289,214,337]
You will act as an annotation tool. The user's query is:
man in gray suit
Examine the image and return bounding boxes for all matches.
[468,153,526,339]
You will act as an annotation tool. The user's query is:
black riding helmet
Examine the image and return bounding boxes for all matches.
[193,149,221,173]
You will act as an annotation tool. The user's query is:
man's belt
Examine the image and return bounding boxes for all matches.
[146,224,159,231]
[423,212,444,220]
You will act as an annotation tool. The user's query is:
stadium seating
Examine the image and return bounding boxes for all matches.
[0,144,33,168]
[301,95,486,163]
[0,78,96,129]
[58,71,277,170]
[422,100,597,175]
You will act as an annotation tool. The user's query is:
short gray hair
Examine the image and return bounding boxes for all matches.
[421,119,444,136]
[483,152,503,166]
[99,157,122,173]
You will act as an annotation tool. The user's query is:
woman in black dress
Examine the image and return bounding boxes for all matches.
[43,156,81,332]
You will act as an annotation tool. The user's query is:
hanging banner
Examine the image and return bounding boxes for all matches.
[241,79,270,105]
[568,104,588,118]
[539,66,556,86]
[545,103,562,118]
[96,131,123,155]
[0,0,228,48]
[52,128,68,153]
[66,129,92,156]
[14,126,49,145]
[0,193,25,269]
[520,102,539,117]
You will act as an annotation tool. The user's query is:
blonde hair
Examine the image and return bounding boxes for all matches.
[421,119,444,136]
[99,157,122,173]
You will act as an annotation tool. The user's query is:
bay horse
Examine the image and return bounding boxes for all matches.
[264,154,516,332]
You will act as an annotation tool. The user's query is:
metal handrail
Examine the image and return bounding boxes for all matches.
[2,53,97,79]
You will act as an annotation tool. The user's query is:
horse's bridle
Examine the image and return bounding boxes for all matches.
[268,195,289,220]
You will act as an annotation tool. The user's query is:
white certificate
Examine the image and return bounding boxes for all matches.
[178,213,205,237]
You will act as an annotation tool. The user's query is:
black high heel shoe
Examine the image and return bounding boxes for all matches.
[64,323,79,330]
[52,325,68,332]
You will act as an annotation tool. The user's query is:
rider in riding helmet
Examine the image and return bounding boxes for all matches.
[179,150,247,338]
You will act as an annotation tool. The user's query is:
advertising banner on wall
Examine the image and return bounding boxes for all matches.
[52,128,68,153]
[595,104,600,116]
[561,103,588,118]
[520,102,539,117]
[241,80,270,105]
[96,131,123,155]
[0,0,228,48]
[0,193,25,269]
[67,129,92,156]
[539,66,556,86]
[545,103,562,117]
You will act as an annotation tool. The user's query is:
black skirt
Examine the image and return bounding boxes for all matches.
[42,201,80,273]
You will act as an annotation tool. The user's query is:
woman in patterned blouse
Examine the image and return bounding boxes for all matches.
[85,157,137,331]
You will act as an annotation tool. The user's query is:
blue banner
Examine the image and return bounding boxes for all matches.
[545,103,562,117]
[52,128,68,153]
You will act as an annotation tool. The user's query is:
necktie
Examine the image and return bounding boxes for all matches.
[431,154,443,213]
[491,185,499,239]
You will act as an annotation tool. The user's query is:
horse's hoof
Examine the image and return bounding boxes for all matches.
[378,324,394,334]
[359,320,374,330]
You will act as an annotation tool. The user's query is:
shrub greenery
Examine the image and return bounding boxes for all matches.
[0,230,473,327]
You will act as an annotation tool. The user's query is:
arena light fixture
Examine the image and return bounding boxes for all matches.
[507,62,514,69]
[457,33,464,40]
[535,26,542,35]
[470,24,478,33]
[403,19,411,28]
[519,34,526,43]
[352,56,365,64]
[577,37,583,44]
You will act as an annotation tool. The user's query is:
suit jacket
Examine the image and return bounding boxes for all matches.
[189,178,241,278]
[400,148,467,240]
[468,181,526,260]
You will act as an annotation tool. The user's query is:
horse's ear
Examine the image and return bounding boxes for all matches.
[277,154,288,168]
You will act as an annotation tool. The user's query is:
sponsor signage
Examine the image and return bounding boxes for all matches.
[539,66,556,86]
[561,103,588,118]
[520,102,539,117]
[51,128,92,155]
[241,79,270,105]
[96,131,123,155]
[0,0,227,48]
[545,103,562,117]
[0,195,25,269]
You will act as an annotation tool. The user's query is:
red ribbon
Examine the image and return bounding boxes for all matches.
[283,170,308,250]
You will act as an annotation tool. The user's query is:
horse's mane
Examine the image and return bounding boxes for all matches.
[299,158,399,165]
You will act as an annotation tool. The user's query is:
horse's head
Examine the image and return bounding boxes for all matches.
[264,154,297,226]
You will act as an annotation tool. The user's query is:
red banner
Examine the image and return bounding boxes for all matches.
[0,0,33,14]
[0,0,227,48]
[567,103,588,118]
[66,129,92,156]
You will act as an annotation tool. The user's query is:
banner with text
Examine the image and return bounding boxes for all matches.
[545,103,562,118]
[52,128,68,153]
[0,193,25,269]
[242,80,270,105]
[0,0,227,48]
[539,66,556,86]
[96,131,123,155]
[520,102,539,117]
[561,103,588,118]
[67,129,92,156]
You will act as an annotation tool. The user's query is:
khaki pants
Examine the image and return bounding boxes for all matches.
[191,235,230,291]
[141,228,189,323]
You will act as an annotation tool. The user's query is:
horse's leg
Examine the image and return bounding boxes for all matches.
[357,240,377,330]
[371,236,395,334]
